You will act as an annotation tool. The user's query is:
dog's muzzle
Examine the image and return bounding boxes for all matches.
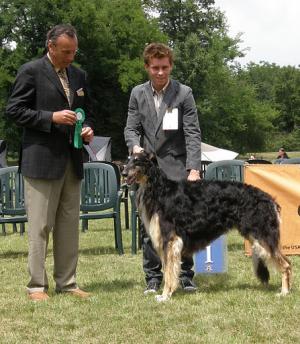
[122,167,135,185]
[124,172,137,185]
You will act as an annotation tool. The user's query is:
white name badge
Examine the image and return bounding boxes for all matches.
[163,108,178,130]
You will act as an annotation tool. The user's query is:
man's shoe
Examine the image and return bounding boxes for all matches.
[144,281,160,295]
[180,279,197,292]
[28,291,49,302]
[66,288,91,298]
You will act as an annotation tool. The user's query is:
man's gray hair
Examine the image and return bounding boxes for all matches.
[46,24,77,49]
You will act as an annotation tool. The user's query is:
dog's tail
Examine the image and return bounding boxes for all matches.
[248,204,291,294]
[251,241,270,284]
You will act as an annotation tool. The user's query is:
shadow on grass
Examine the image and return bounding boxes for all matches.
[0,250,28,258]
[1,246,119,258]
[228,241,244,252]
[86,279,138,292]
[1,231,25,237]
[85,277,280,296]
[1,246,123,258]
[79,246,118,255]
[193,274,279,294]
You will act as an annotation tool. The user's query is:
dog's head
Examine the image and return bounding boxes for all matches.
[123,151,156,185]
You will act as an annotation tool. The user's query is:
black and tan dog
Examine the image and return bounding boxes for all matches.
[124,152,291,302]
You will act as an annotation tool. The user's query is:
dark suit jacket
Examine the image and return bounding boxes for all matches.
[6,55,95,179]
[124,79,201,181]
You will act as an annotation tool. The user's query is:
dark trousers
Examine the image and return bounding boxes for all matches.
[142,226,194,284]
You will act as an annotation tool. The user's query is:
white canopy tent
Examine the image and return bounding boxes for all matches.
[201,142,238,162]
[84,136,112,162]
[83,138,238,163]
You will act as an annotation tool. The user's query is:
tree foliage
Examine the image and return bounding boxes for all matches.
[1,0,300,158]
[243,62,300,150]
[0,0,165,158]
[145,0,275,153]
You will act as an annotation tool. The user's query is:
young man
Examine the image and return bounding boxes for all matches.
[6,24,95,301]
[124,43,202,294]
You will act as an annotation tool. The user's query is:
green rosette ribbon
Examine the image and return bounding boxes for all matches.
[74,108,85,149]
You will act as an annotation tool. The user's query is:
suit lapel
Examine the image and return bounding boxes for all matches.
[155,80,178,134]
[143,82,157,128]
[42,56,68,101]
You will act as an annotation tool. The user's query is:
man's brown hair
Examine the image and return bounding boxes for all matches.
[143,43,174,65]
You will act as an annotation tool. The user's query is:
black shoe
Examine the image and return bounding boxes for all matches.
[144,281,160,295]
[180,279,197,292]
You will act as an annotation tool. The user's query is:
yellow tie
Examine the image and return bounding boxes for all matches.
[57,69,71,106]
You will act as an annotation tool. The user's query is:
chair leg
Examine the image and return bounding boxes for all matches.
[131,210,137,255]
[124,198,129,230]
[2,224,6,236]
[20,223,25,235]
[114,215,124,255]
[137,215,142,250]
[13,223,17,233]
[122,187,129,230]
[129,190,139,254]
[82,218,88,232]
[113,221,118,249]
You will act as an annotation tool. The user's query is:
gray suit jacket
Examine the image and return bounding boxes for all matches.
[124,79,201,181]
[6,55,95,179]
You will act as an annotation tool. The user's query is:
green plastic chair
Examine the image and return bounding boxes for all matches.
[103,161,129,230]
[278,158,300,164]
[205,160,245,182]
[80,162,124,255]
[0,166,27,235]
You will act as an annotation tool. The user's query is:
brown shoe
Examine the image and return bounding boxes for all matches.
[28,291,49,302]
[67,288,91,298]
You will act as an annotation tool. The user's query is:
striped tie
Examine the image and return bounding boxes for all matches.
[57,69,71,106]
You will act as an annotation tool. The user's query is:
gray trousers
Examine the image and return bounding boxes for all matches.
[24,160,81,293]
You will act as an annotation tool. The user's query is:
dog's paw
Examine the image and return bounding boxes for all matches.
[276,289,289,297]
[155,294,170,302]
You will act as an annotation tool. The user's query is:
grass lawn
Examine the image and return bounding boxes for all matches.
[1,215,300,344]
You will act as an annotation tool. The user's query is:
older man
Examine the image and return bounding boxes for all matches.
[6,24,95,301]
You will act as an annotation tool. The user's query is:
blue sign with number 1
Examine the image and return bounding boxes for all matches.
[194,235,228,274]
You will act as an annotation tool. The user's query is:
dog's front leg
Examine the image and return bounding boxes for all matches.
[155,236,183,302]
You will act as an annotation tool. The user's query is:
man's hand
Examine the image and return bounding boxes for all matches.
[132,145,144,154]
[187,169,201,181]
[81,126,94,143]
[52,110,77,125]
